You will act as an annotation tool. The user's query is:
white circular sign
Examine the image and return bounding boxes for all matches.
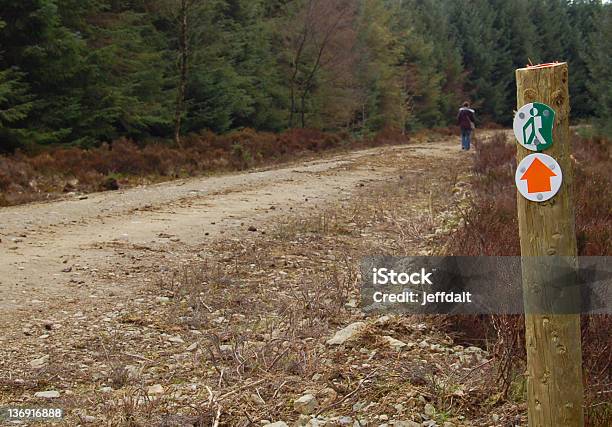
[515,153,563,202]
[513,102,555,151]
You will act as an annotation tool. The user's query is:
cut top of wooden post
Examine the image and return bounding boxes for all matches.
[516,62,569,111]
[517,61,563,70]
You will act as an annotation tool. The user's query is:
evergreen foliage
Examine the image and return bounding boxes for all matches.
[584,2,612,136]
[0,0,610,150]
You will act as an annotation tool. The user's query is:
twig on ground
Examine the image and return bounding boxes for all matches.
[458,358,494,383]
[123,352,155,363]
[217,379,267,402]
[315,369,379,416]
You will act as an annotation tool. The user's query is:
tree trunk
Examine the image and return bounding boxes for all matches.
[362,103,366,129]
[174,0,189,147]
[300,93,306,128]
[289,85,295,128]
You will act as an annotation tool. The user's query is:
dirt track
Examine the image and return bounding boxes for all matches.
[3,134,531,427]
[0,137,463,322]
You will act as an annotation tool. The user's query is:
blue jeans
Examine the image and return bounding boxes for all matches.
[461,128,472,150]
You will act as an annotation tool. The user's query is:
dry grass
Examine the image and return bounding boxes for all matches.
[99,147,520,426]
[1,132,607,425]
[0,141,490,426]
[0,128,409,207]
[447,131,611,426]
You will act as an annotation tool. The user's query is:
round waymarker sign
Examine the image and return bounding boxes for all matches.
[513,102,555,151]
[515,153,562,202]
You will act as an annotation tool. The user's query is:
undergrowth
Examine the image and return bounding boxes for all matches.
[447,131,611,426]
[0,127,409,206]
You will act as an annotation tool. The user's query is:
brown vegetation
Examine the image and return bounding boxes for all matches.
[1,134,500,426]
[0,128,408,207]
[447,131,611,426]
[1,131,607,425]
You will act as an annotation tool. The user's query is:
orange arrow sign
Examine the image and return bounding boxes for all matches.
[520,157,557,193]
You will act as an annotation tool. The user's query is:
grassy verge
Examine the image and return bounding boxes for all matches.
[447,131,611,426]
[0,128,408,207]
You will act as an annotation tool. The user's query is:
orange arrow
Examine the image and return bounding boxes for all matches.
[521,157,557,193]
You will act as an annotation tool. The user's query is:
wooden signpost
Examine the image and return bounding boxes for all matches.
[515,62,584,426]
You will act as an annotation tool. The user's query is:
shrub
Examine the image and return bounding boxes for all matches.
[447,131,611,420]
[0,128,407,206]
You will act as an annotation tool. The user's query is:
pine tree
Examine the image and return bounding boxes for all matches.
[0,67,34,151]
[0,0,89,145]
[498,0,540,67]
[449,0,509,123]
[354,0,403,132]
[219,0,287,131]
[531,0,572,62]
[393,0,464,129]
[426,0,465,126]
[0,20,34,152]
[488,0,540,122]
[0,0,608,145]
[79,1,173,142]
[180,0,252,133]
[567,0,601,119]
[585,2,612,136]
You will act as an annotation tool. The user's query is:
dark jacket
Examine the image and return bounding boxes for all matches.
[457,107,476,130]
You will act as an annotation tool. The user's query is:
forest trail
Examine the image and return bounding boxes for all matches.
[1,132,527,426]
[0,133,473,323]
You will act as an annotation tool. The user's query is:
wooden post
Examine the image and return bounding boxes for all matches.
[515,62,584,426]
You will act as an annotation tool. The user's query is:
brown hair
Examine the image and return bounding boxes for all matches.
[463,101,470,107]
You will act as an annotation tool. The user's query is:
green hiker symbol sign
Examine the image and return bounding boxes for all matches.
[513,102,555,151]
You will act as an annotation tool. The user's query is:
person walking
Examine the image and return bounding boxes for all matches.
[457,101,476,150]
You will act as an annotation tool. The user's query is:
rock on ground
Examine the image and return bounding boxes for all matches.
[29,354,49,368]
[382,335,407,350]
[293,394,318,415]
[393,421,420,427]
[34,390,60,398]
[325,322,366,345]
[147,384,164,395]
[424,403,436,417]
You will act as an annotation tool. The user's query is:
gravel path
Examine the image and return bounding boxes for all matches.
[0,139,461,318]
